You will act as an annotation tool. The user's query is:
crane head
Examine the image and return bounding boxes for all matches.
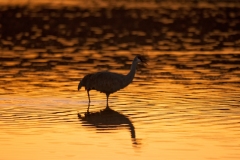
[136,55,148,65]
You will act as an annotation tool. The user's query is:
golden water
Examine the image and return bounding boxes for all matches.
[1,50,240,160]
[1,2,240,160]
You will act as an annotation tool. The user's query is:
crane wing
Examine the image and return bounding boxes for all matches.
[90,71,125,93]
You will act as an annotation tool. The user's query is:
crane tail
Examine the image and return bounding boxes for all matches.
[78,81,82,91]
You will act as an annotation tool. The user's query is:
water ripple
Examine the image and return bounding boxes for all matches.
[0,2,240,160]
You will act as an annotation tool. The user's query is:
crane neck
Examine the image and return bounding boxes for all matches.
[124,57,138,86]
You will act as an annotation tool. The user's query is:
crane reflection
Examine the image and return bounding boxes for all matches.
[78,106,141,147]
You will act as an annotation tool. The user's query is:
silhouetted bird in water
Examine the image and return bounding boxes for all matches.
[78,55,147,111]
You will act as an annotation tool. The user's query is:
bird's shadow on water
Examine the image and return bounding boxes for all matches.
[78,106,141,148]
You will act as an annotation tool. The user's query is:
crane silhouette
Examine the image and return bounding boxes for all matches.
[78,55,147,112]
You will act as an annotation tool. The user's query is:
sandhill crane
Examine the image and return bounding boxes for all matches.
[78,55,147,112]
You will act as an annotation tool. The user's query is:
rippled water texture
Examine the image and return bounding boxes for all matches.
[0,1,240,160]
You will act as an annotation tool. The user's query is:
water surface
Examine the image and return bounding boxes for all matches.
[0,1,240,160]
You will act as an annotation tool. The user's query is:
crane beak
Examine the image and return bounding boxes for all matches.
[137,55,148,65]
[140,56,148,65]
[142,61,148,65]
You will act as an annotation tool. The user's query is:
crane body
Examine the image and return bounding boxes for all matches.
[78,55,147,111]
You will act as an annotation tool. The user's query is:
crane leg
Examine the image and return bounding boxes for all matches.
[87,90,91,104]
[106,93,109,108]
[87,104,90,113]
[87,90,90,112]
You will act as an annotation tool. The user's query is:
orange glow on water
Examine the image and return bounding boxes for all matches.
[1,49,240,159]
[1,2,240,159]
